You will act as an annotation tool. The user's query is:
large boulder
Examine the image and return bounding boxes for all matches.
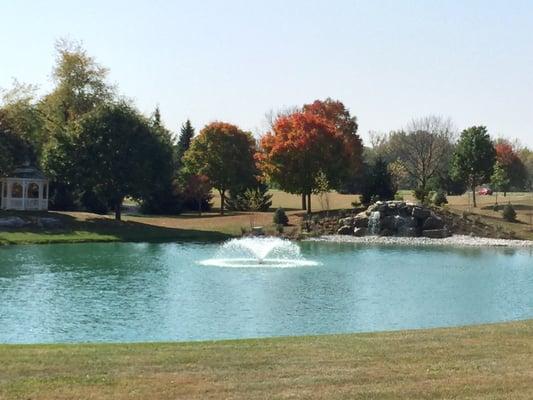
[353,227,367,237]
[37,217,63,229]
[412,207,431,219]
[353,212,369,228]
[422,229,449,238]
[423,215,445,230]
[0,217,28,228]
[339,217,354,227]
[337,225,353,235]
[380,215,397,231]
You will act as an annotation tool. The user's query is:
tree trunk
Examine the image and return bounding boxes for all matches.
[198,198,202,217]
[472,185,477,208]
[301,193,307,210]
[114,201,122,221]
[307,193,312,214]
[220,190,225,215]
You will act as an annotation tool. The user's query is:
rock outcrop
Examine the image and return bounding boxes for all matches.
[336,201,450,238]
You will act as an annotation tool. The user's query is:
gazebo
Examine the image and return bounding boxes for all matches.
[1,163,49,211]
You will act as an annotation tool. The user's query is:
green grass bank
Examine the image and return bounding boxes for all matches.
[1,320,532,399]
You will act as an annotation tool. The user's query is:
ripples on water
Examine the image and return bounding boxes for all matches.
[0,241,531,343]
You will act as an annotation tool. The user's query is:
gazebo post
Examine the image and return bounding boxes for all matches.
[22,180,26,211]
[7,181,12,209]
[38,182,43,210]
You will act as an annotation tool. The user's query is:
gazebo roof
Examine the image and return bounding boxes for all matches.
[6,164,47,180]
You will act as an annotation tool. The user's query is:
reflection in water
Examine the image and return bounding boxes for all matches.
[0,241,532,344]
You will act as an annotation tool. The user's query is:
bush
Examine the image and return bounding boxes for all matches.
[226,184,272,212]
[502,204,517,222]
[273,207,289,226]
[432,190,448,207]
[413,187,431,204]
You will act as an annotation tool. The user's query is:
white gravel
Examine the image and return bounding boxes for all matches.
[310,235,533,248]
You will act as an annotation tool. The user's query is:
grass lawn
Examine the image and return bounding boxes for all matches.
[1,190,532,245]
[0,320,532,399]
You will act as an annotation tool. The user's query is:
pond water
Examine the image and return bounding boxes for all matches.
[0,241,532,344]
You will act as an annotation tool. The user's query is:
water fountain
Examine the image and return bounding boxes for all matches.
[199,237,318,268]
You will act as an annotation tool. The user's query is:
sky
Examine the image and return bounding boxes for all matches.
[1,0,533,146]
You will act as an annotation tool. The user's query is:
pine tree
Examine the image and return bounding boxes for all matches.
[177,119,195,162]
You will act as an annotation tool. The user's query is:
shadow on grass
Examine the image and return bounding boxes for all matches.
[0,211,232,245]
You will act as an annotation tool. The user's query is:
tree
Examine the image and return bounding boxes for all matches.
[494,140,528,194]
[360,157,396,205]
[0,111,35,175]
[183,122,257,215]
[182,174,212,216]
[140,108,182,215]
[517,147,533,190]
[386,116,455,202]
[40,39,114,128]
[259,111,349,213]
[302,98,363,206]
[176,119,195,162]
[490,161,510,206]
[69,103,171,220]
[41,40,115,208]
[451,126,496,207]
[0,81,44,159]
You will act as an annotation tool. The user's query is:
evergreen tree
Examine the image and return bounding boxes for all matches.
[177,119,194,162]
[360,157,396,205]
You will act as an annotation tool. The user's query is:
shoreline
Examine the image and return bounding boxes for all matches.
[310,234,533,248]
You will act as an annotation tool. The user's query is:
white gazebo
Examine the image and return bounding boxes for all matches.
[1,163,49,211]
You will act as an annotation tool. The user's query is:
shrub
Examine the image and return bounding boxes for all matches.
[413,187,431,204]
[227,184,272,211]
[432,190,448,207]
[273,207,289,226]
[502,204,517,222]
[276,224,284,234]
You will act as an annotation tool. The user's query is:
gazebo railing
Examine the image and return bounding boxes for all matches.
[1,198,48,210]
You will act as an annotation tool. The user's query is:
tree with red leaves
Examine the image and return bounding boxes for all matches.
[495,140,528,195]
[259,110,353,213]
[301,98,363,206]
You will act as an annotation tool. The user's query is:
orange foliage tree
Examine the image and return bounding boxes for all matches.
[183,122,257,215]
[259,110,354,213]
[495,140,528,194]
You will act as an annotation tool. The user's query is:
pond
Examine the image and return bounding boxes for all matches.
[0,240,532,344]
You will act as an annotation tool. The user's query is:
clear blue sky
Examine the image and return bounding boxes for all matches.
[2,0,532,146]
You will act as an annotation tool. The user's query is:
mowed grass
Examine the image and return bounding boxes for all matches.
[1,320,532,399]
[1,190,532,244]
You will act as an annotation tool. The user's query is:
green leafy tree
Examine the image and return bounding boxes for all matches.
[0,81,44,160]
[140,107,182,214]
[451,126,496,207]
[183,122,257,215]
[40,39,114,129]
[176,119,195,162]
[68,103,172,220]
[490,161,510,206]
[0,111,35,175]
[41,40,115,207]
